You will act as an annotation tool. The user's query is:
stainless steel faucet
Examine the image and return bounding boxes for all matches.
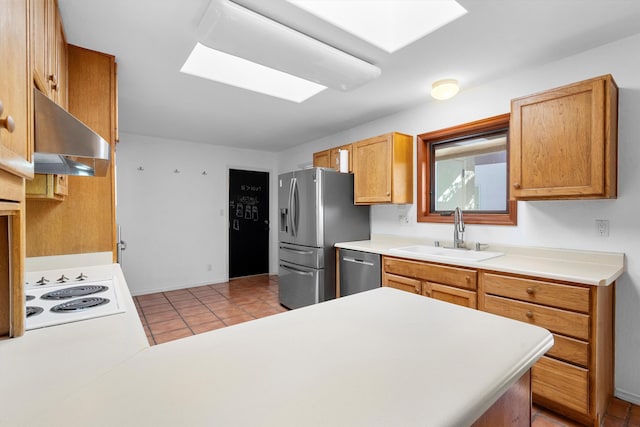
[453,207,465,249]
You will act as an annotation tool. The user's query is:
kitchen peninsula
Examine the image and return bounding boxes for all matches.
[2,269,552,427]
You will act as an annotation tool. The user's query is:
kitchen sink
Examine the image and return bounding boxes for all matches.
[389,245,504,262]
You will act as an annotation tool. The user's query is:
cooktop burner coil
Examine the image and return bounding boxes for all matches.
[26,306,44,317]
[51,297,111,313]
[41,285,109,300]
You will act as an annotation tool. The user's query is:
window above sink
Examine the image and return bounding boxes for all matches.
[417,114,517,226]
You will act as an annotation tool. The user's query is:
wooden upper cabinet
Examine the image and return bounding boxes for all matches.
[27,0,69,200]
[313,144,353,172]
[312,149,331,168]
[352,132,413,204]
[510,75,618,200]
[52,7,68,108]
[330,144,352,172]
[0,0,33,179]
[32,0,66,102]
[32,0,50,94]
[26,46,118,258]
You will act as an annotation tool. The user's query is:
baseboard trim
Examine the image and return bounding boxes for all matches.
[615,388,640,405]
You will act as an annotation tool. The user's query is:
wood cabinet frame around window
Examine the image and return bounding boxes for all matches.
[416,113,517,225]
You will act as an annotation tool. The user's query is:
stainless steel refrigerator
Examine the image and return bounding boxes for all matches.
[278,168,370,309]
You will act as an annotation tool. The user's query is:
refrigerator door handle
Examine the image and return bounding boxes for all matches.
[288,177,296,237]
[291,177,299,237]
[342,257,375,266]
[279,264,314,276]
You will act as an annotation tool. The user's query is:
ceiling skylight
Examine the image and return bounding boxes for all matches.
[286,0,468,53]
[180,43,327,103]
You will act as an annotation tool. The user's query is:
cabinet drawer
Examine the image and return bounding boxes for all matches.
[483,273,590,313]
[424,282,477,309]
[383,257,476,290]
[484,295,589,340]
[533,356,589,414]
[548,334,589,368]
[383,273,421,294]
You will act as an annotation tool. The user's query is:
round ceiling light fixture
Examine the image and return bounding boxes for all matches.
[430,79,459,100]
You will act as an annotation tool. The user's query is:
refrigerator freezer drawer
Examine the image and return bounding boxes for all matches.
[279,243,324,269]
[278,261,324,309]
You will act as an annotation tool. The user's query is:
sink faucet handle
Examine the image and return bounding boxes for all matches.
[475,243,490,251]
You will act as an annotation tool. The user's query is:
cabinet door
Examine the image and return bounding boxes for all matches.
[0,198,26,338]
[424,282,477,309]
[0,0,32,179]
[32,0,50,94]
[510,75,617,199]
[313,149,331,168]
[532,356,589,414]
[53,9,68,108]
[353,134,392,203]
[383,272,421,294]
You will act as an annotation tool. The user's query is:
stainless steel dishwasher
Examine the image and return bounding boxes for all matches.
[339,249,381,297]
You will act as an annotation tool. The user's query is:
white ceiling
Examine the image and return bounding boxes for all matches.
[58,0,640,152]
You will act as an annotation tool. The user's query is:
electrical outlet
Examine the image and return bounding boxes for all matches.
[207,264,212,271]
[398,215,409,226]
[595,219,609,237]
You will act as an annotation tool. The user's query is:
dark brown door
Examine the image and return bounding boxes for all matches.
[228,169,269,278]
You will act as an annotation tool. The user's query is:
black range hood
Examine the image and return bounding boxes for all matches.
[33,88,110,176]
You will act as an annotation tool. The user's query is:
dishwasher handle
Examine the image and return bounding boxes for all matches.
[342,256,375,267]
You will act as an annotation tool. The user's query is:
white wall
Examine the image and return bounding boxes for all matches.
[116,133,279,295]
[277,33,640,403]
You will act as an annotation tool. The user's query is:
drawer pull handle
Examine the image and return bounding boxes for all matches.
[0,114,15,133]
[525,311,534,319]
[513,183,521,189]
[526,287,535,295]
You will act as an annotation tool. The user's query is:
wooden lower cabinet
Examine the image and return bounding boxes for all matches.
[0,170,26,338]
[379,255,613,426]
[424,282,477,309]
[382,256,477,309]
[480,271,614,426]
[472,370,532,427]
[532,356,589,414]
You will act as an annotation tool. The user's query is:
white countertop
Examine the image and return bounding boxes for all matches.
[15,287,552,427]
[336,235,625,286]
[0,264,149,426]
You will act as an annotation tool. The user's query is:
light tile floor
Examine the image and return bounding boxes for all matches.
[134,275,640,426]
[134,274,285,345]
